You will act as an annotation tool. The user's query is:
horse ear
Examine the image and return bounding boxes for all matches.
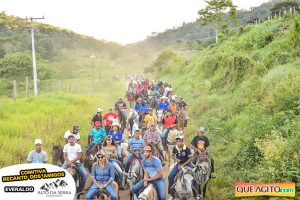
[123,172,128,177]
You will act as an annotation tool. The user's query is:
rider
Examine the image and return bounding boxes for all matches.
[134,98,149,114]
[157,96,170,113]
[108,123,123,160]
[143,123,165,163]
[62,135,87,191]
[86,121,107,155]
[102,108,119,134]
[102,136,124,189]
[191,127,215,178]
[177,96,187,109]
[115,97,127,122]
[27,139,48,163]
[91,108,103,127]
[168,135,199,200]
[123,129,145,171]
[161,110,178,148]
[131,145,166,200]
[86,150,118,200]
[144,108,158,128]
[169,99,177,114]
[64,125,80,144]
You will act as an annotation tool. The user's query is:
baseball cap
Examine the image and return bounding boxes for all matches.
[175,135,184,140]
[106,135,113,140]
[73,125,80,131]
[96,108,103,113]
[35,139,42,145]
[94,121,101,127]
[199,127,205,132]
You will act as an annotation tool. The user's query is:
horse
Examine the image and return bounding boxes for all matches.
[176,108,187,131]
[192,151,212,199]
[124,157,144,200]
[128,109,140,137]
[92,188,111,200]
[164,129,183,165]
[137,184,159,200]
[156,110,164,131]
[84,142,102,173]
[126,91,135,108]
[66,164,83,195]
[116,107,127,132]
[169,165,196,200]
[52,144,64,166]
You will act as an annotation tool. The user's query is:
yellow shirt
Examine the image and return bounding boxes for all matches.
[144,114,158,127]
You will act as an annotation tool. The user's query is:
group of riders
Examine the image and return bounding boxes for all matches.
[28,78,215,200]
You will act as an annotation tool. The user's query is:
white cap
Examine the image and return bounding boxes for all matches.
[35,139,42,145]
[199,127,205,132]
[96,108,103,113]
[175,135,184,140]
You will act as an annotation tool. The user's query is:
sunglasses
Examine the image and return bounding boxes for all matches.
[97,155,105,159]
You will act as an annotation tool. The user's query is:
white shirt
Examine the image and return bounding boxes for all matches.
[64,131,80,141]
[63,143,82,163]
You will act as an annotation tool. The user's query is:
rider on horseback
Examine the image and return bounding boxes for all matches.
[102,108,119,134]
[161,110,178,148]
[86,121,106,155]
[91,108,103,127]
[144,108,158,128]
[157,96,170,113]
[115,97,127,123]
[86,150,118,200]
[143,123,165,163]
[64,125,80,144]
[131,145,166,200]
[108,123,123,160]
[124,129,145,171]
[177,96,187,109]
[102,135,124,189]
[62,135,87,192]
[168,135,200,200]
[191,127,215,178]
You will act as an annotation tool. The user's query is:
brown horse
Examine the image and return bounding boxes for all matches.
[84,142,102,173]
[177,108,187,131]
[52,144,64,166]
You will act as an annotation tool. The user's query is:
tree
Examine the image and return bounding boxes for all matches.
[0,52,32,80]
[270,1,300,15]
[198,0,238,43]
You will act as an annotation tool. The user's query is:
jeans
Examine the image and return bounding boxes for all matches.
[85,183,117,200]
[161,127,173,146]
[86,142,95,155]
[131,178,166,200]
[62,162,87,190]
[168,163,198,195]
[116,144,122,158]
[109,159,123,185]
[123,153,144,168]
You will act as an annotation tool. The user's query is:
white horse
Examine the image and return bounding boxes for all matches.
[169,165,195,200]
[137,184,159,200]
[128,109,140,137]
[124,158,144,199]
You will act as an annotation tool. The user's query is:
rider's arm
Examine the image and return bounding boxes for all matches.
[63,152,70,163]
[181,156,193,168]
[71,152,82,163]
[104,164,115,187]
[147,168,163,182]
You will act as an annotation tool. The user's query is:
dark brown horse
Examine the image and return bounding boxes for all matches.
[84,142,102,173]
[52,144,64,166]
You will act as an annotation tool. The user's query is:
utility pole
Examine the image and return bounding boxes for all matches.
[26,16,44,96]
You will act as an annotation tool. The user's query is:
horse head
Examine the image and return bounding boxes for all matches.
[52,144,64,166]
[156,110,164,123]
[192,160,211,186]
[138,184,158,200]
[124,158,143,190]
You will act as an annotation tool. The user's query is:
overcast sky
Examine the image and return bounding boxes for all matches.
[0,0,270,44]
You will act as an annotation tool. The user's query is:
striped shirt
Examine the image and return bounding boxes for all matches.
[143,129,160,143]
[128,138,145,152]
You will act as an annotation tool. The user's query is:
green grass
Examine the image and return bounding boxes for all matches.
[148,15,300,199]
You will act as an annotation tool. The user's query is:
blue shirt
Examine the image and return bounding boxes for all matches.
[108,130,123,143]
[128,138,145,152]
[142,156,163,178]
[91,163,115,184]
[172,145,192,165]
[90,128,106,144]
[158,101,170,112]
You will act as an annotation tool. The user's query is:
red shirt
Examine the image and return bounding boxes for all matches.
[102,113,119,126]
[162,115,177,127]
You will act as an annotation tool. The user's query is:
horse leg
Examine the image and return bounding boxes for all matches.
[203,183,207,199]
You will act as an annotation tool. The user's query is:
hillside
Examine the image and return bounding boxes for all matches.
[147,14,300,199]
